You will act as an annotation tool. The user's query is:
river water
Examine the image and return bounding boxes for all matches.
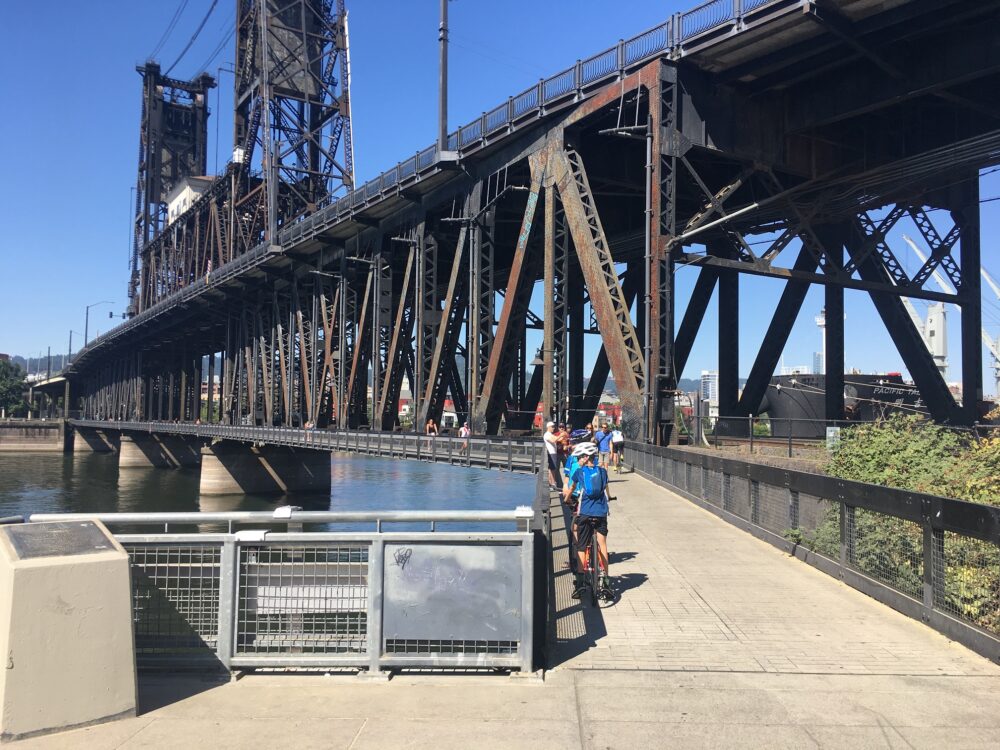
[0,451,534,530]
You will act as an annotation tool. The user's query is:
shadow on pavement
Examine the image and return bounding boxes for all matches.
[138,673,227,714]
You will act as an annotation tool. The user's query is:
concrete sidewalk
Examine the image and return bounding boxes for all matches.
[17,473,1000,749]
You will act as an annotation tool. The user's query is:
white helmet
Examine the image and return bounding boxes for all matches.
[572,442,598,458]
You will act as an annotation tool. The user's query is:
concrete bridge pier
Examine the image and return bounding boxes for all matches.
[199,442,331,495]
[118,433,202,469]
[72,426,120,454]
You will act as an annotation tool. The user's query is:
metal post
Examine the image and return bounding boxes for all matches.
[438,0,449,154]
[367,538,385,675]
[216,539,238,669]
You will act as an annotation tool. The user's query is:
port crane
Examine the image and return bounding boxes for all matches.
[901,235,1000,399]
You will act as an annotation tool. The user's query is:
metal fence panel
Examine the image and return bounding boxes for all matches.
[236,544,369,655]
[847,510,923,599]
[680,0,733,40]
[382,542,522,653]
[126,543,222,664]
[727,475,749,520]
[934,532,1000,636]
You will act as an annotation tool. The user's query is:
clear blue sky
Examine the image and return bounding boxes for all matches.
[1,1,998,395]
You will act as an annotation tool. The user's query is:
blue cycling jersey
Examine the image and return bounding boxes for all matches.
[563,455,581,496]
[571,464,609,517]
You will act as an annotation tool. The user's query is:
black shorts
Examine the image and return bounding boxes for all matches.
[613,442,624,457]
[575,514,608,552]
[547,453,560,473]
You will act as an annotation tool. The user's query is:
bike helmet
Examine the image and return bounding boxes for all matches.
[572,442,599,458]
[569,428,590,444]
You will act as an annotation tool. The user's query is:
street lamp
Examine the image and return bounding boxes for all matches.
[67,330,81,366]
[84,301,114,345]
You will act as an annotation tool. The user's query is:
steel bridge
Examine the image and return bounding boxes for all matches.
[67,0,1000,442]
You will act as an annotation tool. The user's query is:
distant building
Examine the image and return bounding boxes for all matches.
[700,370,718,407]
[167,176,215,223]
[813,352,823,375]
[0,353,9,362]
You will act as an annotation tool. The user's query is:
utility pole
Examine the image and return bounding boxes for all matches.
[438,0,449,155]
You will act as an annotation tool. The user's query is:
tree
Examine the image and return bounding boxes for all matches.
[0,359,27,415]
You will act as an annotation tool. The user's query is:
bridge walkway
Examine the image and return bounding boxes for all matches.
[548,472,998,677]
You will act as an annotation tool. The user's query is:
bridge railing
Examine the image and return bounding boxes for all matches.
[25,508,536,674]
[627,442,1000,664]
[71,420,542,474]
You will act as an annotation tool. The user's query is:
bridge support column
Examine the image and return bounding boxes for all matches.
[118,433,201,469]
[72,426,120,454]
[199,442,331,495]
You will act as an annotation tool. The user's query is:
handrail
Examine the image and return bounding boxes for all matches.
[28,508,534,527]
[69,0,793,367]
[629,442,1000,544]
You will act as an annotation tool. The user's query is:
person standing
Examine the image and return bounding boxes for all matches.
[543,421,561,490]
[594,422,613,468]
[459,421,471,452]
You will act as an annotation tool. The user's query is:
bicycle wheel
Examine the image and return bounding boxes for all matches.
[590,528,600,606]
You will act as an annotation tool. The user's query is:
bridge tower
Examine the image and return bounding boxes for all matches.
[233,0,354,247]
[128,64,215,313]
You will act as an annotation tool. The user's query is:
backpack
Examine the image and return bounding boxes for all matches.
[580,465,608,500]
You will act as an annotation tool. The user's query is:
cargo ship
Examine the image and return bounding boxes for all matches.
[759,372,927,439]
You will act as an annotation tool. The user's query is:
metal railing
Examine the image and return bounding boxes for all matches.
[71,0,795,367]
[627,442,1000,664]
[71,420,542,474]
[27,509,536,674]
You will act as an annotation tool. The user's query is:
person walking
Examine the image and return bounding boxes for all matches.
[543,421,561,490]
[611,423,625,473]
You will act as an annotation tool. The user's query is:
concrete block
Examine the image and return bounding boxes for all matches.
[0,521,136,742]
[118,433,201,469]
[199,442,331,495]
[72,427,119,454]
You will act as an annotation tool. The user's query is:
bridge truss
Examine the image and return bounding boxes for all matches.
[78,0,1000,441]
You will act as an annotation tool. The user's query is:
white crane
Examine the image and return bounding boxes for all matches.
[901,235,1000,399]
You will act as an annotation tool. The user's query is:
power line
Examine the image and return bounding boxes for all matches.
[149,0,190,61]
[164,0,220,76]
[192,20,235,76]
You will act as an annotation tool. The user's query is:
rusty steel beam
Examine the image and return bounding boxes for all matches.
[552,145,645,437]
[475,152,546,433]
[376,243,416,429]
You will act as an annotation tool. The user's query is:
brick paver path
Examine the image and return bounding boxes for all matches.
[549,472,998,676]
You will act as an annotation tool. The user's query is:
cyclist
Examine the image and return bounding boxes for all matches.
[561,430,592,562]
[562,442,611,600]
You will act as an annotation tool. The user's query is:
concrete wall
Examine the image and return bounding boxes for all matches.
[0,422,65,453]
[200,442,331,495]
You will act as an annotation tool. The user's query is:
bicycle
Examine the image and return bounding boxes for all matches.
[578,516,613,605]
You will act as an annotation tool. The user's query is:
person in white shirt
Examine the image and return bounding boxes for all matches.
[543,421,560,489]
[610,425,625,473]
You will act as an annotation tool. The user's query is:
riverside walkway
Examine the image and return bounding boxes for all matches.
[19,473,1000,749]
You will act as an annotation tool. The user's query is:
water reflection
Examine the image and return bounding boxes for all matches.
[0,450,532,534]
